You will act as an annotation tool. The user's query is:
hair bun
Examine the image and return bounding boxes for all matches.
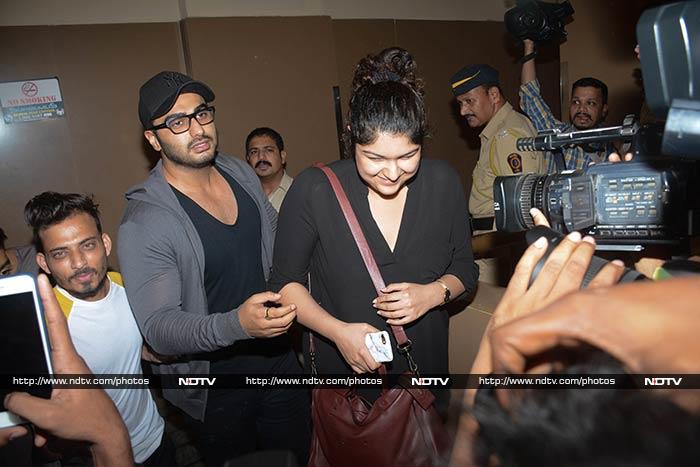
[374,70,402,83]
[352,47,423,96]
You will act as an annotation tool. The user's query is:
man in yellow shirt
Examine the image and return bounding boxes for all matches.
[451,64,546,233]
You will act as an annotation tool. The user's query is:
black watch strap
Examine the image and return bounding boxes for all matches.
[436,279,451,303]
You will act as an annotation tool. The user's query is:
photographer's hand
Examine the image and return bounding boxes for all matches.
[530,207,550,228]
[490,276,700,376]
[468,230,624,395]
[607,152,633,163]
[2,275,133,466]
[0,425,28,447]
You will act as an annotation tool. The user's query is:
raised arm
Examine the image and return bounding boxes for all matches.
[518,39,563,132]
[521,39,537,85]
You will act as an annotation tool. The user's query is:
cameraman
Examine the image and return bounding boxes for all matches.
[520,39,613,172]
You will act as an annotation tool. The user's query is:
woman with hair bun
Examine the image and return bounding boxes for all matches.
[270,47,478,413]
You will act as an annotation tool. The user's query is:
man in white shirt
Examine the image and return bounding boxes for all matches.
[245,127,293,212]
[24,191,174,466]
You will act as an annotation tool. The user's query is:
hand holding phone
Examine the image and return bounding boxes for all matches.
[0,274,53,428]
[1,275,133,465]
[365,331,393,363]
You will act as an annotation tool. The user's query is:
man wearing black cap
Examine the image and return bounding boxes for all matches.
[451,64,545,232]
[118,71,310,466]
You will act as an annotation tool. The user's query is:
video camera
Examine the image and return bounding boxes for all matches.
[504,0,574,43]
[494,1,700,252]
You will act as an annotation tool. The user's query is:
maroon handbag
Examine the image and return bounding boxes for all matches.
[307,164,449,467]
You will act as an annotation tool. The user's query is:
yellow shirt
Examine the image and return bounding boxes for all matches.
[469,102,545,218]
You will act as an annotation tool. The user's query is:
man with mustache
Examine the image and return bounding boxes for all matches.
[24,191,174,466]
[451,64,546,234]
[118,71,310,466]
[245,127,293,212]
[451,64,546,285]
[520,39,611,171]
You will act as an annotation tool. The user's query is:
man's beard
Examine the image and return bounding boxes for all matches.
[158,134,218,169]
[66,267,109,300]
[572,112,599,130]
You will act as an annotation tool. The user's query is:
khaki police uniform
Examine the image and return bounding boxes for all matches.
[451,63,546,285]
[469,101,545,223]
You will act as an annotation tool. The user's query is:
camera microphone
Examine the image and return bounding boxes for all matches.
[516,136,544,152]
[516,117,639,154]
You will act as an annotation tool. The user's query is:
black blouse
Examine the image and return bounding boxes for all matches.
[269,158,478,376]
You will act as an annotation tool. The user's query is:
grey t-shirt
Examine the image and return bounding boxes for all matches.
[13,245,37,276]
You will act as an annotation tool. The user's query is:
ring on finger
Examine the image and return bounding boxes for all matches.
[264,306,270,320]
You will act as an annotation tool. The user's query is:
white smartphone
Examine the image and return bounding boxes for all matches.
[365,331,393,363]
[0,275,53,428]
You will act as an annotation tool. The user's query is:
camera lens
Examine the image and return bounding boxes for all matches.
[494,173,551,232]
[518,174,546,227]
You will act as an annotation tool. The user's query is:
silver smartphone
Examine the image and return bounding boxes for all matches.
[0,275,53,428]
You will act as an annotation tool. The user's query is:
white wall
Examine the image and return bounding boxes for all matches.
[184,0,507,21]
[0,0,508,26]
[0,0,182,26]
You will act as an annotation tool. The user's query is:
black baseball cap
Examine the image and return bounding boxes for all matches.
[138,71,215,128]
[450,64,499,96]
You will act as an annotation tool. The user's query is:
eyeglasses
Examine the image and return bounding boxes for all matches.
[149,105,216,134]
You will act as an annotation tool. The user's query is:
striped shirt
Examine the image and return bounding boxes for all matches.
[519,79,609,172]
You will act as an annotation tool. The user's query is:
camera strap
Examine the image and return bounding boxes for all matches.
[313,163,419,374]
[518,50,538,64]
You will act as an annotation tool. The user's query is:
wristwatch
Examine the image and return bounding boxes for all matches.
[436,279,451,304]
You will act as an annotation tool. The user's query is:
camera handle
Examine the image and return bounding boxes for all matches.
[525,226,645,286]
[517,115,638,154]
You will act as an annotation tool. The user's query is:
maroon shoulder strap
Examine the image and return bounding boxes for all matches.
[314,163,412,350]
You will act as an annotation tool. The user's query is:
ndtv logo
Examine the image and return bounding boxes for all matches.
[411,377,449,386]
[644,377,682,387]
[178,377,217,386]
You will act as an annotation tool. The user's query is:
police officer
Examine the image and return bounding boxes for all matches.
[451,64,545,233]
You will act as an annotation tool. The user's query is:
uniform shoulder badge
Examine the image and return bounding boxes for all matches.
[507,153,523,173]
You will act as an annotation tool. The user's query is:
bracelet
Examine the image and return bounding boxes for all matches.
[435,279,451,304]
